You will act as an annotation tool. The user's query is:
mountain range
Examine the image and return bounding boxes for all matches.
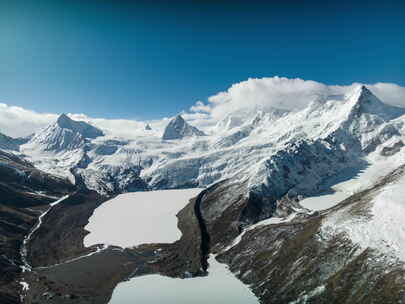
[1,84,405,303]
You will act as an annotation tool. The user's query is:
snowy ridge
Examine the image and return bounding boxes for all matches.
[322,170,405,262]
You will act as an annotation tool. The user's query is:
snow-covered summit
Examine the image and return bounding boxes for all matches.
[162,115,206,140]
[22,114,103,152]
[346,85,405,122]
[56,114,104,139]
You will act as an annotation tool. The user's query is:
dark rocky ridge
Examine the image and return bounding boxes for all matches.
[27,190,108,267]
[0,151,75,304]
[0,133,20,151]
[0,205,37,304]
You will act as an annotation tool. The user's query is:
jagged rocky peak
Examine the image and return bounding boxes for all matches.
[56,114,104,139]
[350,85,405,121]
[145,123,152,131]
[162,115,206,140]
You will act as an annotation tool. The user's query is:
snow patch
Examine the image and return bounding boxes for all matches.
[19,281,29,291]
[223,213,297,252]
[289,285,326,304]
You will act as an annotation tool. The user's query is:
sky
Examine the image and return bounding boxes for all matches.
[0,0,404,122]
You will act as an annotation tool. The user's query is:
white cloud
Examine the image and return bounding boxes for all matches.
[367,83,405,108]
[68,113,174,139]
[0,103,57,137]
[207,77,329,118]
[190,101,212,113]
[187,77,405,128]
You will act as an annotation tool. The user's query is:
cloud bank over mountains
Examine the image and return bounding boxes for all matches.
[189,77,405,118]
[1,77,405,138]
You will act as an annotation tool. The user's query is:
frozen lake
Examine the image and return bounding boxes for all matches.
[110,255,258,304]
[84,189,202,248]
[84,188,259,304]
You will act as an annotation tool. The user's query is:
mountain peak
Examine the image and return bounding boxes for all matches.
[349,85,405,121]
[56,113,73,128]
[55,114,103,139]
[357,85,377,104]
[162,115,206,140]
[359,84,371,94]
[174,114,185,122]
[24,114,104,152]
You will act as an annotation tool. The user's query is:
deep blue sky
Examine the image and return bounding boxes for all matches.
[0,0,404,120]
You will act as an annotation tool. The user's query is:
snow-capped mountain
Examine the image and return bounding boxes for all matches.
[24,113,103,152]
[162,115,206,140]
[13,85,405,198]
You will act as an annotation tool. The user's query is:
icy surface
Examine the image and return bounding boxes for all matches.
[109,255,258,304]
[84,189,202,248]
